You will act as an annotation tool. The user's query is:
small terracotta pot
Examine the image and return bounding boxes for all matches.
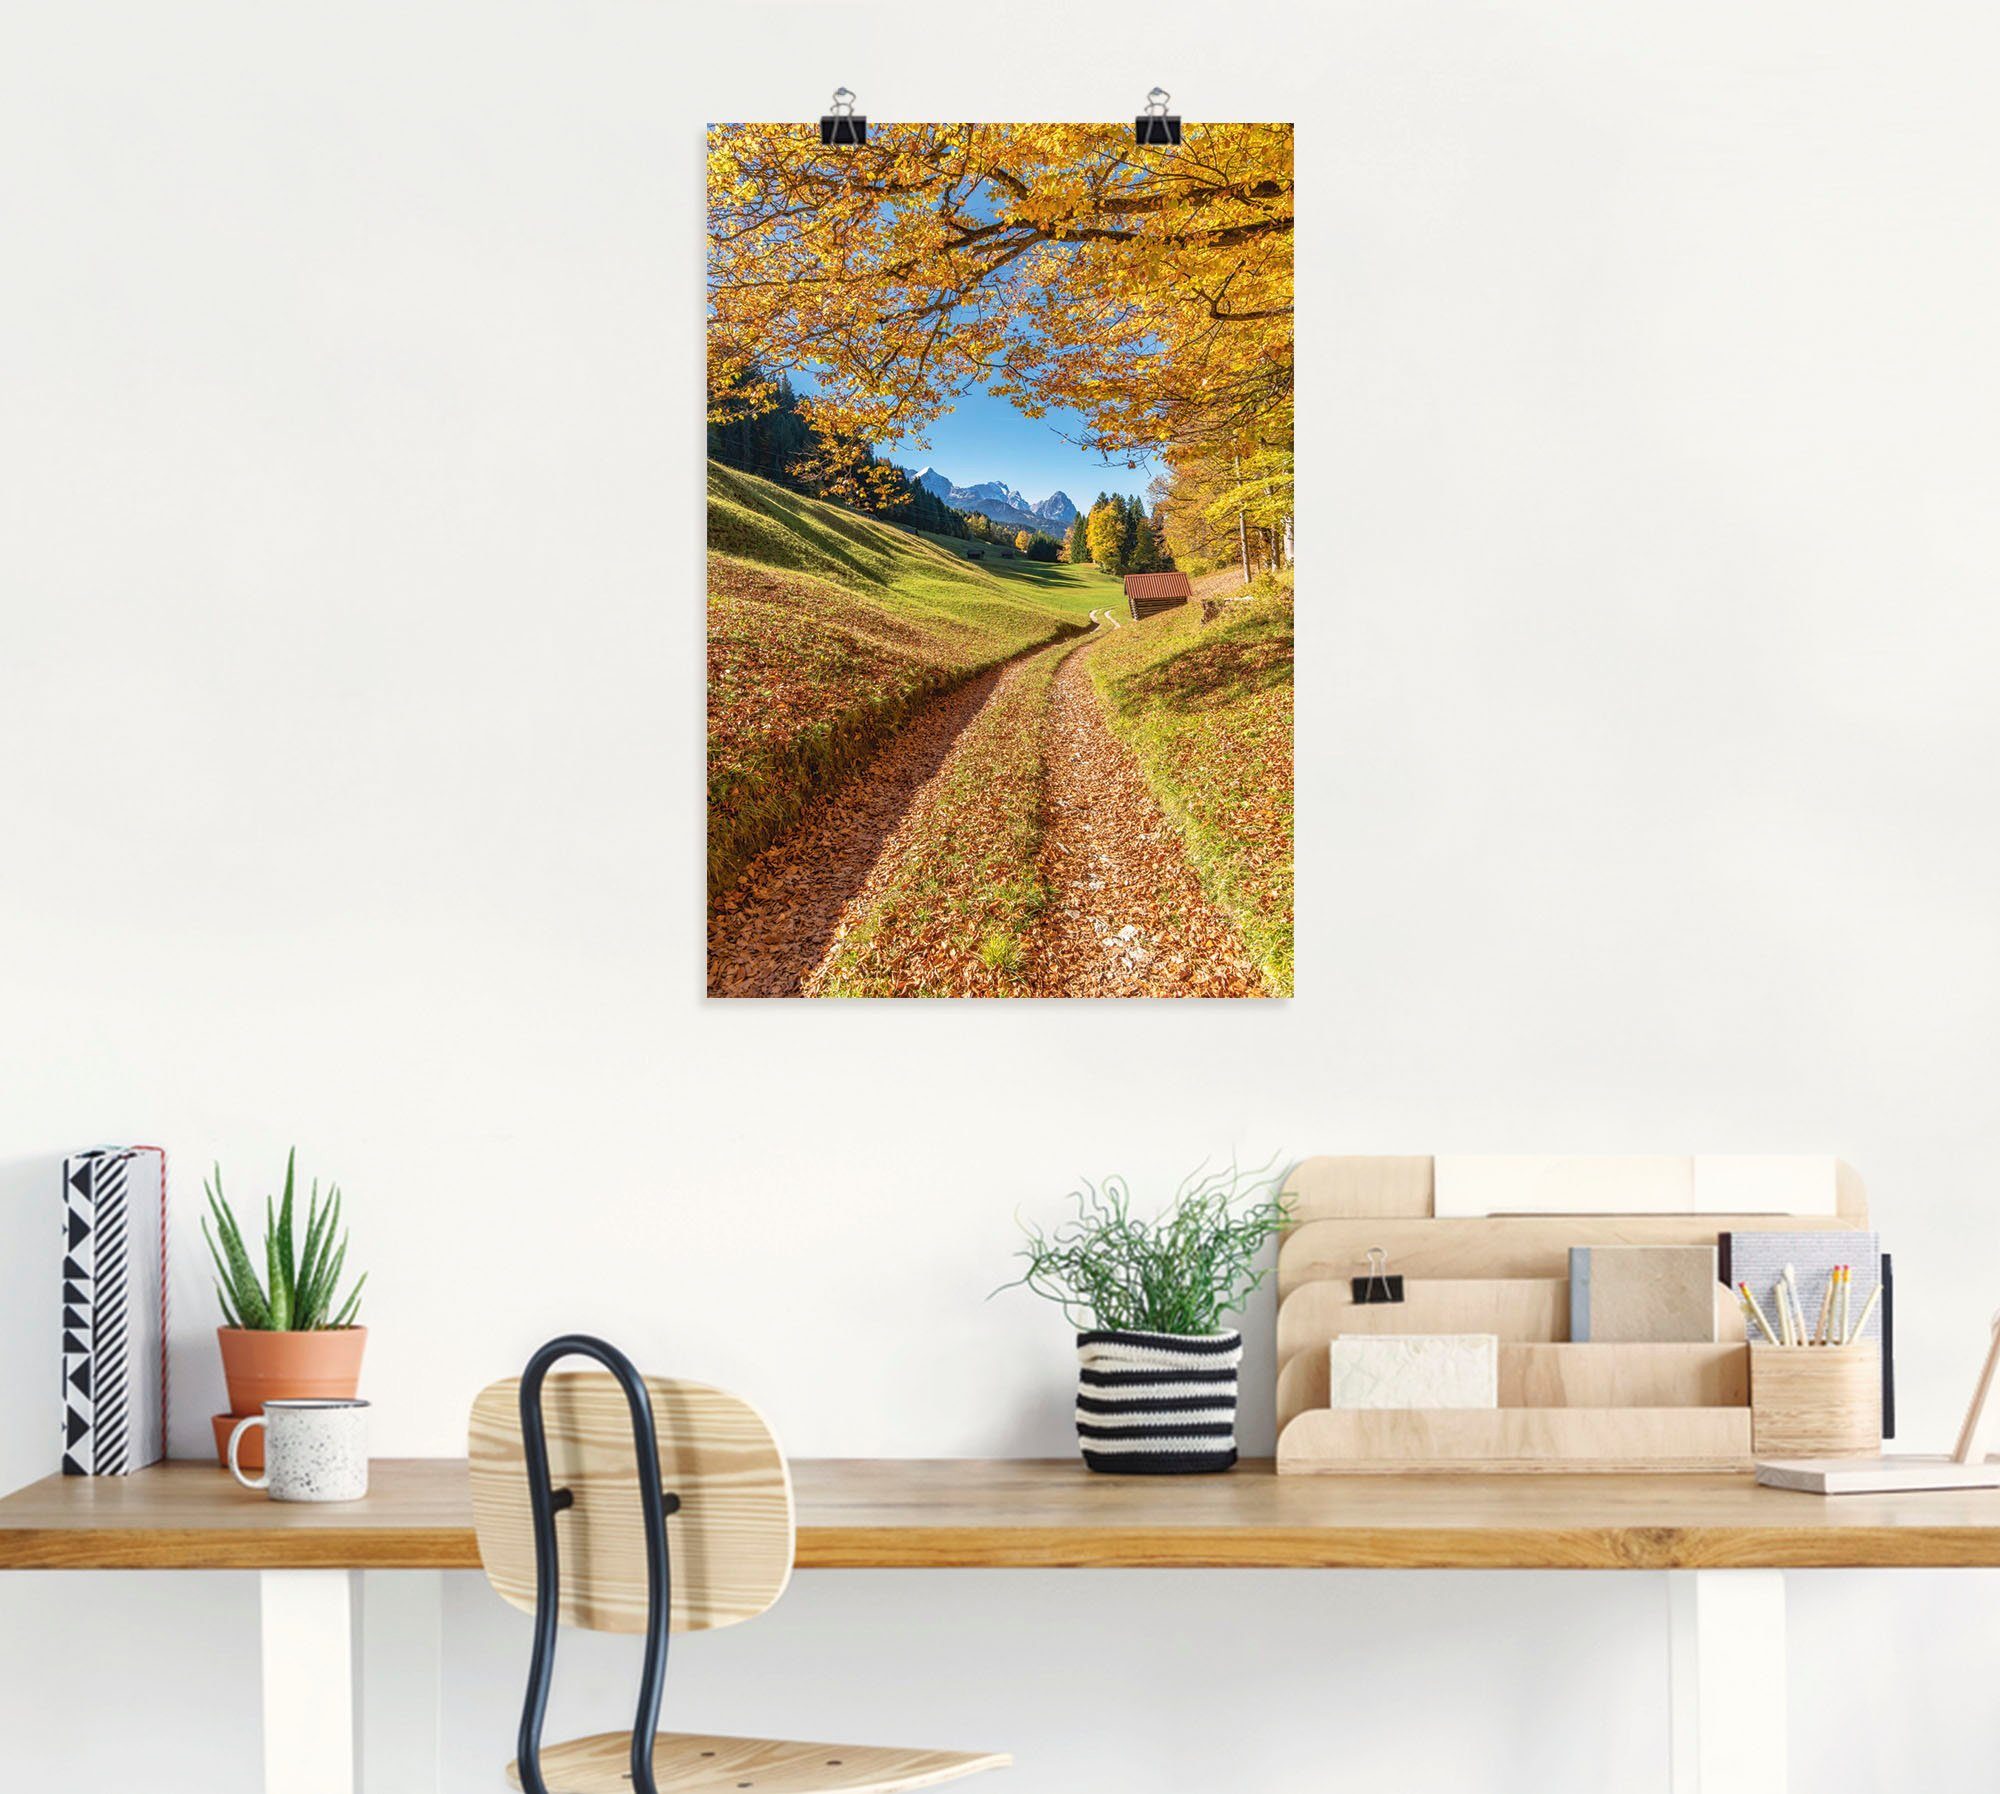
[213,1413,264,1471]
[214,1328,367,1464]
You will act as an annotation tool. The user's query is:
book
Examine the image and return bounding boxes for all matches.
[60,1148,167,1475]
[1569,1245,1720,1342]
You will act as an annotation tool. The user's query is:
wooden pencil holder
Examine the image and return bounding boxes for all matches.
[1749,1344,1882,1457]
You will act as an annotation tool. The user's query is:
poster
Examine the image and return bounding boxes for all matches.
[707,122,1293,998]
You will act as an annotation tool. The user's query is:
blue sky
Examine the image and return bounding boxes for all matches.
[882,381,1163,509]
[788,366,1163,510]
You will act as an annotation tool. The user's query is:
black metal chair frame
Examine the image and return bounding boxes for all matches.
[514,1335,682,1794]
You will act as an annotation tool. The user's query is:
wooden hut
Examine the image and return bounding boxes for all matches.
[1124,570,1192,620]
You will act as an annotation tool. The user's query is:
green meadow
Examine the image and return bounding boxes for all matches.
[912,530,1127,619]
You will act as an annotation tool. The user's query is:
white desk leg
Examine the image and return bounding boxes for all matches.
[357,1570,444,1793]
[260,1570,358,1794]
[1668,1570,1787,1794]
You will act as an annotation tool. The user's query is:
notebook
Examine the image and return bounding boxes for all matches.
[1720,1229,1882,1344]
[1570,1245,1720,1342]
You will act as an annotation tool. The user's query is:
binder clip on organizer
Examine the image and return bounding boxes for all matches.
[821,87,867,148]
[1352,1246,1405,1306]
[1136,87,1181,147]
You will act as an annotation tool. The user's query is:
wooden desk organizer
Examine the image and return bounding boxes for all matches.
[1749,1344,1882,1458]
[1275,1155,1872,1475]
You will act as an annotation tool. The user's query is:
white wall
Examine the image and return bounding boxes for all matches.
[5,0,2000,1787]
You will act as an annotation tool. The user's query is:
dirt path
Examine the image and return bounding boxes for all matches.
[1022,629,1264,997]
[707,667,1006,997]
[708,624,1263,998]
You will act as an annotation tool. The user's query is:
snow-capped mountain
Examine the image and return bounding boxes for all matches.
[908,467,1078,538]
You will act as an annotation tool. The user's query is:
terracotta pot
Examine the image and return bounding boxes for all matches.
[214,1328,367,1464]
[213,1413,264,1471]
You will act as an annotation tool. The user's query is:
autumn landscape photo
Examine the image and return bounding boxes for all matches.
[706,122,1293,998]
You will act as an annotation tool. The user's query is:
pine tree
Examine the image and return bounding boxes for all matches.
[1127,501,1162,573]
[1065,511,1091,564]
[1118,495,1143,571]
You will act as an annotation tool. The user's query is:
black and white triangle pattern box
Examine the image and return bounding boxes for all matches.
[61,1148,168,1476]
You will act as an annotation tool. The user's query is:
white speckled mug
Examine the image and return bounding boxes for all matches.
[228,1399,369,1502]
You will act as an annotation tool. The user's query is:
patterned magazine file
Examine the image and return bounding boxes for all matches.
[61,1148,168,1475]
[1723,1227,1891,1437]
[1721,1230,1881,1343]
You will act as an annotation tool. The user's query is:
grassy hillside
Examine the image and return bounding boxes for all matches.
[913,531,1127,619]
[708,463,1085,900]
[1089,592,1295,994]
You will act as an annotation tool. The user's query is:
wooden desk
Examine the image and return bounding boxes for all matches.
[7,1456,2000,1570]
[10,1459,2000,1794]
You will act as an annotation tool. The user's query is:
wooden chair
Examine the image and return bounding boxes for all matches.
[469,1336,1010,1794]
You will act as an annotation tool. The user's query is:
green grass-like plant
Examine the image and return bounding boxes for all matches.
[1001,1160,1290,1334]
[202,1149,366,1331]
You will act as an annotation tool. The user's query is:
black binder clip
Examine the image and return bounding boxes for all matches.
[1351,1246,1405,1305]
[820,87,867,148]
[1135,87,1180,147]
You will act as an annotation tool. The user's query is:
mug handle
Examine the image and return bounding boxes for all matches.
[227,1415,269,1491]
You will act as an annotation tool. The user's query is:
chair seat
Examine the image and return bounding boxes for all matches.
[506,1730,1010,1794]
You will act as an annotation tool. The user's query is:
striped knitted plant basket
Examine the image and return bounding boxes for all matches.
[1075,1329,1243,1474]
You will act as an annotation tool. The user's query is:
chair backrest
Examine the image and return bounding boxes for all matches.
[468,1370,794,1636]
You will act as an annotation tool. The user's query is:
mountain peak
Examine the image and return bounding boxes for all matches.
[901,468,1083,534]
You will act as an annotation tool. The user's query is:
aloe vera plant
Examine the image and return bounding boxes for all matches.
[202,1149,365,1331]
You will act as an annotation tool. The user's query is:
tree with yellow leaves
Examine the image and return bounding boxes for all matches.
[1086,499,1127,574]
[707,124,1292,466]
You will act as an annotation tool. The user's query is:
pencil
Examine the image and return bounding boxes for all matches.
[1740,1282,1781,1345]
[1849,1282,1882,1344]
[1841,1264,1853,1344]
[1813,1272,1836,1346]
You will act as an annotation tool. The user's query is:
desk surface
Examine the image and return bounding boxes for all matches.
[5,1458,2000,1571]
